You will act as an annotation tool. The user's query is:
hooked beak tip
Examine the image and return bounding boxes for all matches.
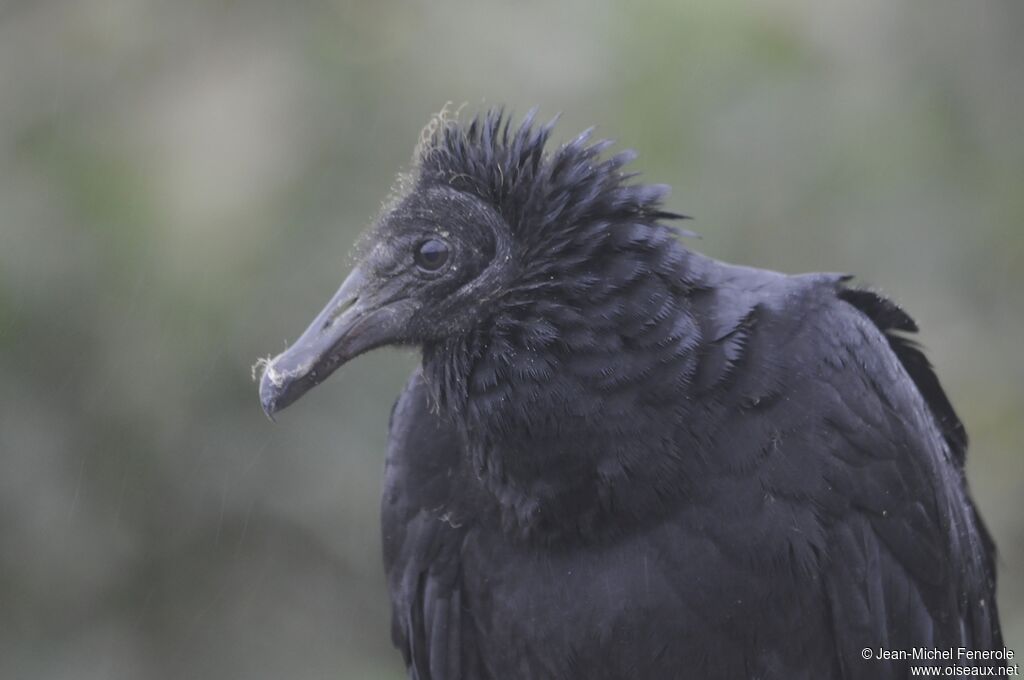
[259,371,280,420]
[257,351,318,418]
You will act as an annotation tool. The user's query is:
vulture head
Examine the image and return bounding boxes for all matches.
[258,109,685,418]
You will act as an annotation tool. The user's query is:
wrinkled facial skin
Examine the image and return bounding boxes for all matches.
[364,187,507,339]
[258,184,510,417]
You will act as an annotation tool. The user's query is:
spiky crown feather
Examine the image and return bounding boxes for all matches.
[410,108,686,268]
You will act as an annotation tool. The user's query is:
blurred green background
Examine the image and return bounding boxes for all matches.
[1,0,1021,678]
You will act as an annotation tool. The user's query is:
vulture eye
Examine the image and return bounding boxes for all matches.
[414,239,450,272]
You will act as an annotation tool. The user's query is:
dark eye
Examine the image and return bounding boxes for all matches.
[414,239,450,272]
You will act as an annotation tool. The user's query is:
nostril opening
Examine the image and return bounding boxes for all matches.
[322,296,359,331]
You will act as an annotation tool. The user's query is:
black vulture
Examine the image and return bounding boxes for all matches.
[258,110,1004,679]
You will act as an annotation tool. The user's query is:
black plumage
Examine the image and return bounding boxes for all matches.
[259,110,1003,679]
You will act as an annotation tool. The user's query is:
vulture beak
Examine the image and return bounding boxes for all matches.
[259,266,415,417]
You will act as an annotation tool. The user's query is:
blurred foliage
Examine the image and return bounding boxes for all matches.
[0,0,1021,678]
